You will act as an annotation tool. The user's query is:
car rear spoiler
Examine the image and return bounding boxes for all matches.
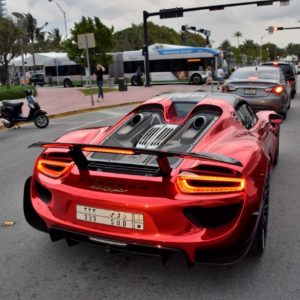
[28,142,243,177]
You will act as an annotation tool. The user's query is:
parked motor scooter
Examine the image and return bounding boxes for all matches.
[0,90,49,129]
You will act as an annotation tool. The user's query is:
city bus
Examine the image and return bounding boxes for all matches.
[108,43,223,85]
[41,44,223,87]
[43,57,86,87]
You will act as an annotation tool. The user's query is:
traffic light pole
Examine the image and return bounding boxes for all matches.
[143,11,151,87]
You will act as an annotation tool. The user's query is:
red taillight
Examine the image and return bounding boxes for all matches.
[176,172,245,194]
[265,85,284,95]
[222,85,236,93]
[36,158,74,178]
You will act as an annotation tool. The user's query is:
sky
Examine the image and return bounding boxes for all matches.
[6,0,300,48]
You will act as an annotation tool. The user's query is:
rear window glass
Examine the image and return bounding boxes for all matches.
[230,68,279,81]
[261,63,293,76]
[173,102,195,118]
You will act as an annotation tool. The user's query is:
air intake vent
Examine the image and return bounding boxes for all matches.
[136,124,177,149]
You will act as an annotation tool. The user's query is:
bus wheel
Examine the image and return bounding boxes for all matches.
[191,74,203,85]
[63,79,73,88]
[131,75,143,86]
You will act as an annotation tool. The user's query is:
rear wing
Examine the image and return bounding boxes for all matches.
[29,142,242,177]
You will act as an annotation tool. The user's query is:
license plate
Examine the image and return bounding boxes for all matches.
[76,205,144,230]
[244,88,256,95]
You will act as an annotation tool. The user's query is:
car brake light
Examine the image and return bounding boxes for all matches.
[176,172,245,194]
[82,146,135,155]
[265,85,284,95]
[248,76,258,81]
[222,86,236,93]
[36,158,74,178]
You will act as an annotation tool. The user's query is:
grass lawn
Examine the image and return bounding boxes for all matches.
[79,87,117,96]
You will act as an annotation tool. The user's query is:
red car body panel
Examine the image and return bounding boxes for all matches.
[24,92,281,265]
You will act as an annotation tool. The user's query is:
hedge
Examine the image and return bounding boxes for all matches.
[0,85,36,101]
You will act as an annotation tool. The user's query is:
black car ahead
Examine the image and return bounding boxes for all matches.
[260,61,297,99]
[29,73,45,87]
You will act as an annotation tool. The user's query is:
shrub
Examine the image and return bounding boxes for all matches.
[0,85,36,101]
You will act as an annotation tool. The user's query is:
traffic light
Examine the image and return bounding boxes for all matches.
[267,26,284,33]
[160,8,183,19]
[142,45,148,56]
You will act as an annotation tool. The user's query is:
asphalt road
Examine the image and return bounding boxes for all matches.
[0,90,300,300]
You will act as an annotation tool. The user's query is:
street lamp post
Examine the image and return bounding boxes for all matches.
[260,33,270,63]
[48,0,67,38]
[12,12,26,83]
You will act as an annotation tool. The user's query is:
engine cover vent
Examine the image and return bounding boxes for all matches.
[136,124,178,149]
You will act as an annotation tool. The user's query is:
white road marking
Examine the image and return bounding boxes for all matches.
[64,116,121,131]
[97,110,124,116]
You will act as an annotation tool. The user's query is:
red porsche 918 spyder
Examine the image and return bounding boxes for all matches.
[24,92,283,266]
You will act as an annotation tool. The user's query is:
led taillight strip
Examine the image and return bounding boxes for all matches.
[176,172,245,194]
[81,146,135,155]
[36,158,74,178]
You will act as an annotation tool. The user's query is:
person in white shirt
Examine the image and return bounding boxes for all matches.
[216,68,225,89]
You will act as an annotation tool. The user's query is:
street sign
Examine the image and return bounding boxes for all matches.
[77,33,95,49]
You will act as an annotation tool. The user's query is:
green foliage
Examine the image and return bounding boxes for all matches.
[180,31,206,47]
[113,22,206,52]
[232,48,243,65]
[0,18,22,64]
[0,85,36,101]
[64,16,115,68]
[240,39,259,65]
[80,87,116,96]
[46,28,64,52]
[147,22,180,45]
[286,43,300,57]
[113,24,144,51]
[233,31,243,47]
[20,13,49,66]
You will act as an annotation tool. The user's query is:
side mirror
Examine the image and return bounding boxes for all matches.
[269,113,283,125]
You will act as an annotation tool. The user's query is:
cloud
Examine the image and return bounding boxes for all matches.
[6,0,300,48]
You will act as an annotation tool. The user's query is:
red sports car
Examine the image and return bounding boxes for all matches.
[24,92,282,266]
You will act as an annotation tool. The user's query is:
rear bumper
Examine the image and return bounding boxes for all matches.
[24,176,260,265]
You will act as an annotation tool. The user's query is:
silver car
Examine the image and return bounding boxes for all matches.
[222,66,291,118]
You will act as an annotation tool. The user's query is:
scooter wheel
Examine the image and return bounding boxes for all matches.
[34,114,49,128]
[3,120,16,128]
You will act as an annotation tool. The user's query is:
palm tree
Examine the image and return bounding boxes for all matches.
[233,31,243,48]
[47,28,63,51]
[23,13,48,69]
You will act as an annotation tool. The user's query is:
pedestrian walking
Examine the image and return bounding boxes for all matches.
[203,66,213,86]
[216,67,225,89]
[94,64,105,101]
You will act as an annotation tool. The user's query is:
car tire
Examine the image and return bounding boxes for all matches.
[249,172,270,256]
[291,89,296,99]
[191,74,203,85]
[273,134,280,166]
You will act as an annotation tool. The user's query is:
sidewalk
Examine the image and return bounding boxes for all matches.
[37,84,212,116]
[1,83,218,129]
